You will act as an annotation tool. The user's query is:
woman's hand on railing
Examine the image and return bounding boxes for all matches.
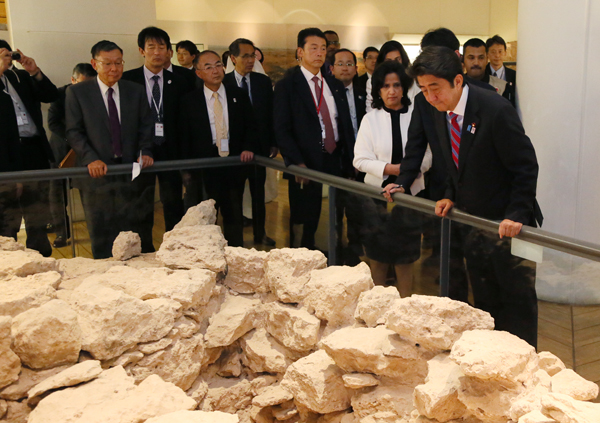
[382,183,405,202]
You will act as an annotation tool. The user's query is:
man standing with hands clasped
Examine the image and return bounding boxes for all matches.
[385,46,542,348]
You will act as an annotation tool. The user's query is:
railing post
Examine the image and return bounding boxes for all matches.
[328,185,337,266]
[67,177,77,258]
[440,217,451,297]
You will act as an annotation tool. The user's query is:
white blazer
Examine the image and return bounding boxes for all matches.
[353,107,432,195]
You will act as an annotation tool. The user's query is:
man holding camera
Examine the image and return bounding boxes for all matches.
[0,40,58,256]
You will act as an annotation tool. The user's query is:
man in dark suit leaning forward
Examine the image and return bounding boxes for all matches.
[179,50,257,247]
[274,27,355,250]
[387,46,542,348]
[66,40,154,259]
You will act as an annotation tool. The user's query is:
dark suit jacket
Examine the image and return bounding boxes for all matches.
[486,63,516,85]
[480,73,515,107]
[48,84,70,162]
[65,78,154,167]
[171,65,198,92]
[122,67,190,161]
[223,71,275,156]
[273,66,355,176]
[2,68,58,168]
[0,79,24,172]
[178,82,257,160]
[434,84,540,226]
[356,73,369,93]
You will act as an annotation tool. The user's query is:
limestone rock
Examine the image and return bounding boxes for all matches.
[187,378,209,403]
[111,231,141,261]
[385,295,494,350]
[351,382,415,420]
[3,400,31,423]
[67,281,179,360]
[281,350,352,414]
[28,366,196,423]
[241,328,299,374]
[457,375,523,423]
[265,248,327,303]
[205,295,260,348]
[413,354,467,422]
[541,392,600,423]
[0,366,68,401]
[518,410,556,423]
[320,326,429,382]
[538,352,566,377]
[157,225,227,273]
[201,378,254,414]
[0,236,25,251]
[342,373,380,389]
[130,333,206,390]
[0,272,61,317]
[103,351,144,369]
[27,360,102,401]
[82,266,216,309]
[359,411,405,423]
[174,199,217,229]
[450,330,539,384]
[304,262,374,327]
[550,369,599,401]
[216,346,243,378]
[56,257,125,290]
[263,302,321,352]
[170,316,201,339]
[11,299,81,369]
[0,250,56,278]
[354,286,401,327]
[138,338,173,355]
[0,399,5,419]
[224,247,269,294]
[252,385,294,407]
[146,410,240,423]
[317,410,353,423]
[509,369,552,421]
[0,317,20,390]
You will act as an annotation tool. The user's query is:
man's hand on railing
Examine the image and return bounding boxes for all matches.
[87,160,108,178]
[294,163,310,185]
[499,219,523,239]
[435,199,454,217]
[139,155,154,169]
[240,151,254,163]
[382,184,405,202]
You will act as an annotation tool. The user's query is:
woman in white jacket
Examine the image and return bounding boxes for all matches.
[353,61,431,296]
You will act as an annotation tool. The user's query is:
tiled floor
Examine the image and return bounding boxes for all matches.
[18,172,600,394]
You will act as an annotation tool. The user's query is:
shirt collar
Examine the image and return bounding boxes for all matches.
[448,84,469,118]
[143,65,163,81]
[204,82,226,103]
[166,64,173,73]
[490,63,504,73]
[345,81,354,93]
[97,76,119,97]
[300,65,322,84]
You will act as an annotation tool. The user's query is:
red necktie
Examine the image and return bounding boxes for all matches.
[312,76,336,154]
[449,112,460,168]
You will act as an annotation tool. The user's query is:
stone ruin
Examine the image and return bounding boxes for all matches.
[0,199,599,423]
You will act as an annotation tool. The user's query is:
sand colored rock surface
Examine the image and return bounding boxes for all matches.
[0,271,61,317]
[224,247,269,294]
[0,250,56,278]
[354,285,400,327]
[0,317,20,390]
[146,410,239,423]
[263,302,321,352]
[111,231,142,261]
[0,366,69,401]
[157,225,227,273]
[265,248,327,303]
[351,382,415,421]
[27,360,102,401]
[174,199,217,229]
[204,295,260,348]
[541,392,600,423]
[538,351,566,377]
[252,385,294,407]
[0,236,25,251]
[56,257,125,290]
[385,295,494,351]
[241,328,299,374]
[550,369,599,401]
[342,373,379,389]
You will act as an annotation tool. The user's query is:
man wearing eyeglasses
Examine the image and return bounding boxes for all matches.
[322,30,340,77]
[179,50,257,247]
[66,40,154,259]
[223,38,277,247]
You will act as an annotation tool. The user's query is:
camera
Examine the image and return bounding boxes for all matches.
[10,52,21,61]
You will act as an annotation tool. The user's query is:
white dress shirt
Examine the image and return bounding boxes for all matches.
[300,65,339,141]
[204,83,229,144]
[490,64,506,81]
[446,84,469,135]
[143,66,163,113]
[234,70,252,103]
[345,82,358,137]
[97,76,121,122]
[166,64,173,73]
[1,73,38,137]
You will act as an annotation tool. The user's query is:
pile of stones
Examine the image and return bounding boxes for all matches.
[0,200,598,423]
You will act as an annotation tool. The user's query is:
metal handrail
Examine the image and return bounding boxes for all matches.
[1,155,599,262]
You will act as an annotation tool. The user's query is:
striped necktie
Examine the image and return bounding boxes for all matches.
[449,112,460,168]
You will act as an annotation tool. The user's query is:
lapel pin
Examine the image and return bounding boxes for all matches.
[233,98,237,103]
[167,80,172,84]
[470,123,476,134]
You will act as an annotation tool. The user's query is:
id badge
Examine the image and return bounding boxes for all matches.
[319,115,326,139]
[220,139,229,152]
[17,112,29,126]
[155,123,164,137]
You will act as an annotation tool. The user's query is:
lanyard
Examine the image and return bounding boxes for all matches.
[311,76,325,115]
[1,75,24,112]
[144,74,163,115]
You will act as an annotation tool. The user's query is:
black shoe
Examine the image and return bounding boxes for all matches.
[45,223,54,233]
[243,217,253,227]
[53,236,68,248]
[255,235,276,246]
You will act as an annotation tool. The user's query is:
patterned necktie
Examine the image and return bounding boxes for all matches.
[312,76,336,154]
[449,112,460,168]
[107,87,122,157]
[213,91,228,157]
[151,75,164,145]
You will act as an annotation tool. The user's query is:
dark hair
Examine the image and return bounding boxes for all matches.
[193,50,221,68]
[421,28,460,51]
[363,46,379,60]
[0,39,12,51]
[486,35,507,50]
[229,38,255,57]
[91,40,123,58]
[463,38,487,52]
[221,51,230,67]
[72,63,97,78]
[408,46,463,87]
[376,40,410,68]
[371,61,412,110]
[176,40,199,56]
[323,30,339,38]
[333,48,356,65]
[137,27,170,50]
[255,47,264,64]
[297,28,326,48]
